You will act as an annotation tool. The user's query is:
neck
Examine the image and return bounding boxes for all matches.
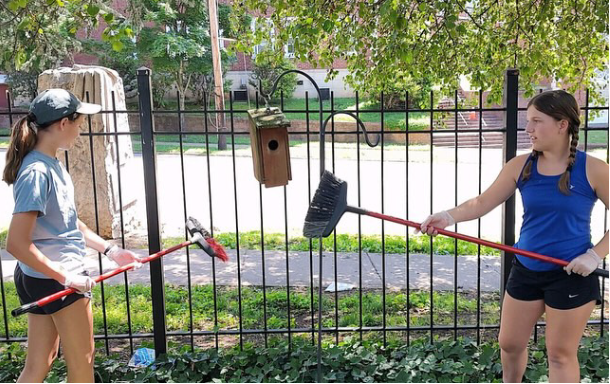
[541,144,571,164]
[34,138,59,159]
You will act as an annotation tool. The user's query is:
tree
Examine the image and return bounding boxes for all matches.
[231,0,609,105]
[1,0,135,72]
[249,49,298,102]
[6,71,39,101]
[137,0,236,131]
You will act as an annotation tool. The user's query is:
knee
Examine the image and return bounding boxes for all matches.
[546,345,576,369]
[499,334,527,355]
[21,350,57,381]
[66,346,95,369]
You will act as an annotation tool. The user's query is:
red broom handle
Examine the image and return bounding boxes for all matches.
[12,241,192,316]
[365,211,608,277]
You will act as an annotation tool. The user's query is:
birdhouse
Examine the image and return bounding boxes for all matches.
[247,107,292,188]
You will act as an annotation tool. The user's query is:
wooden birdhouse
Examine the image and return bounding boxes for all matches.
[247,107,292,188]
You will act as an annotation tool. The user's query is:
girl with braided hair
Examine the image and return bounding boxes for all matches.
[417,90,608,382]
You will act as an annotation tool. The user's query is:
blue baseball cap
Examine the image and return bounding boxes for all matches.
[30,89,101,125]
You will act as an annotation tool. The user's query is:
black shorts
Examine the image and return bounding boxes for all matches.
[506,257,602,310]
[14,264,91,315]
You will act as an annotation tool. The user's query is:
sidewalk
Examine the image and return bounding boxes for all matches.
[3,248,608,293]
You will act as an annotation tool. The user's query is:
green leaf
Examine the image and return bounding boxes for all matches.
[86,4,100,17]
[111,40,124,51]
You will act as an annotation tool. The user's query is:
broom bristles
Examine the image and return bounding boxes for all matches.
[303,171,348,238]
[207,238,229,262]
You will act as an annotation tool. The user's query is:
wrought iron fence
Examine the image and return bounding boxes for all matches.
[0,69,607,357]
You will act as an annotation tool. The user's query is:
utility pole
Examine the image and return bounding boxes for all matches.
[208,0,227,150]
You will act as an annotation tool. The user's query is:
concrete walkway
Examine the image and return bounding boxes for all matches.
[2,249,608,294]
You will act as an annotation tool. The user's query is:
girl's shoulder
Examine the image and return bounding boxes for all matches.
[506,153,532,182]
[584,152,609,188]
[16,154,53,183]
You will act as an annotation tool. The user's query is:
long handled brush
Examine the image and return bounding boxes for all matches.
[12,216,228,317]
[304,171,609,279]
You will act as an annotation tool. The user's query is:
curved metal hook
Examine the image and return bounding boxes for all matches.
[322,111,380,148]
[257,69,322,102]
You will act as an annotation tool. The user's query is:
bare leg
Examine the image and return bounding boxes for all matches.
[498,292,545,383]
[545,301,595,383]
[17,313,59,383]
[51,298,95,383]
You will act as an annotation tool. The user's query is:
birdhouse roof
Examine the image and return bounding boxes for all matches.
[247,107,291,129]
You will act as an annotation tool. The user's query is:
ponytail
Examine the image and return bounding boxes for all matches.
[2,113,39,185]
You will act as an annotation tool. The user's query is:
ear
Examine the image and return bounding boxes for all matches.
[557,119,569,134]
[58,117,69,131]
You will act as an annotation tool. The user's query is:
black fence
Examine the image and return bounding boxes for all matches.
[0,69,607,357]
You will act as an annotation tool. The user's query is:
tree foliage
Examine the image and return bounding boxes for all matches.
[0,0,135,72]
[6,70,39,101]
[231,0,609,105]
[136,0,238,110]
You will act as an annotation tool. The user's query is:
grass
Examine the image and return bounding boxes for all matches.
[0,282,502,338]
[162,231,502,256]
[153,97,431,132]
[0,128,8,148]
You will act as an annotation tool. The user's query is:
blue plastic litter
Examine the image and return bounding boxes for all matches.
[128,348,156,368]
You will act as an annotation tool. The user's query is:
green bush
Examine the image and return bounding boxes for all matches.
[0,336,607,382]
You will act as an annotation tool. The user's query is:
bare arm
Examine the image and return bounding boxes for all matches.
[6,212,67,284]
[77,219,111,254]
[447,154,529,223]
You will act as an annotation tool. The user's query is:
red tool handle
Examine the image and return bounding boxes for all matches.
[12,241,192,317]
[365,211,608,278]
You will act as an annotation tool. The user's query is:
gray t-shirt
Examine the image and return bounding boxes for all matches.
[12,150,86,278]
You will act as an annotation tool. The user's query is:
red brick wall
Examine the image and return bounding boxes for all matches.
[0,84,9,108]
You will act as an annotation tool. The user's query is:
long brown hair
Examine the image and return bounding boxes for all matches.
[520,90,581,195]
[2,112,79,185]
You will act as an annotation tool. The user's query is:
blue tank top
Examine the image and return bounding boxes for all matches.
[515,150,597,271]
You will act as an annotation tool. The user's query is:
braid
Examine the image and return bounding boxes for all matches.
[559,127,579,195]
[520,150,540,184]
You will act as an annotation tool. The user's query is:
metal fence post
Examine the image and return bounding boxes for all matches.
[501,69,519,298]
[137,67,167,356]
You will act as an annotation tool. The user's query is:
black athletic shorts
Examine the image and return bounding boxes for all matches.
[14,264,91,315]
[506,257,602,310]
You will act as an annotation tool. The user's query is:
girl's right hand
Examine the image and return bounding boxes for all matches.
[416,211,455,236]
[63,273,96,294]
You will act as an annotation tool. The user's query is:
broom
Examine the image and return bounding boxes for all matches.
[12,216,228,317]
[304,171,609,279]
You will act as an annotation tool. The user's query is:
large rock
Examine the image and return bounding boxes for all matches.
[38,65,143,239]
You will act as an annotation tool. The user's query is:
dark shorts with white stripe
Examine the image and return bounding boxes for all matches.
[506,257,601,310]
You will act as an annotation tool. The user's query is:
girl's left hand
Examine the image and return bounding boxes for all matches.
[564,249,602,277]
[107,246,143,269]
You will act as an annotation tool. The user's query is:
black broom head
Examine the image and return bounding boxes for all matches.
[303,170,348,238]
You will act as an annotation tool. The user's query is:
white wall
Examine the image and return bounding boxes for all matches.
[226,69,356,100]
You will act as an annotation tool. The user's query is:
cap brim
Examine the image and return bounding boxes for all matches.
[76,102,102,115]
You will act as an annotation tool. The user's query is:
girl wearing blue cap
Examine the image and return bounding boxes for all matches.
[3,89,142,382]
[418,90,608,382]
